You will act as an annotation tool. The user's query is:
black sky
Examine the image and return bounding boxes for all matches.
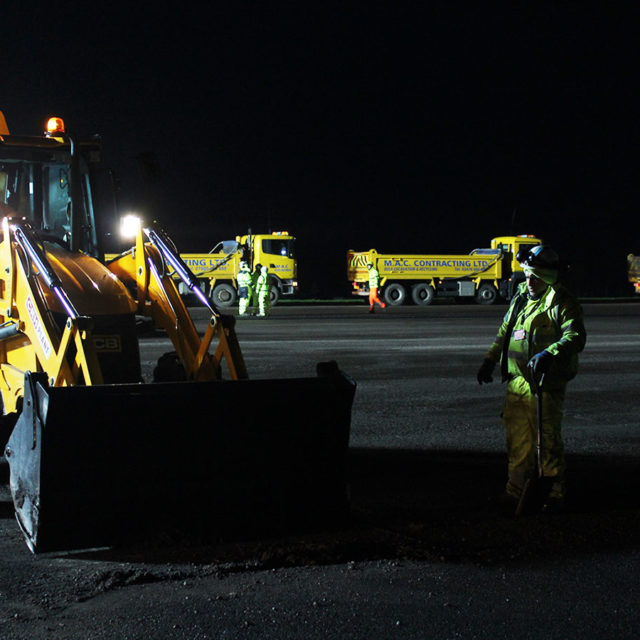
[2,3,637,296]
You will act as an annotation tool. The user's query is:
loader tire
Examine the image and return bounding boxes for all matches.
[153,352,187,382]
[383,283,406,306]
[411,283,435,305]
[211,283,237,307]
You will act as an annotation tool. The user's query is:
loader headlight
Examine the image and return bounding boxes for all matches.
[119,214,142,239]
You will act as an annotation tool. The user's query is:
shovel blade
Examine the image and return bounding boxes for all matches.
[515,475,555,517]
[5,364,355,553]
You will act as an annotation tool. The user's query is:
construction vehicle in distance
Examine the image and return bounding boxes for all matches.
[0,110,355,553]
[628,254,640,294]
[347,235,542,306]
[107,229,298,307]
[173,231,297,307]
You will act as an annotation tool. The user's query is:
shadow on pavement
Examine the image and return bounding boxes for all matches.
[9,448,632,568]
[345,448,640,564]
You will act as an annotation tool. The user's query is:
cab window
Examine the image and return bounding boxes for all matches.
[262,238,294,258]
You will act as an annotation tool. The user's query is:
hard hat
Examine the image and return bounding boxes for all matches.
[518,245,564,284]
[261,265,268,274]
[240,261,248,270]
[518,245,559,268]
[367,262,373,268]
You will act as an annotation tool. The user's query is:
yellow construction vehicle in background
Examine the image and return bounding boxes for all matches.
[0,110,355,553]
[347,235,542,306]
[109,230,298,307]
[178,230,297,307]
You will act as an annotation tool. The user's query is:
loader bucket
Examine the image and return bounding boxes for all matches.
[4,363,355,553]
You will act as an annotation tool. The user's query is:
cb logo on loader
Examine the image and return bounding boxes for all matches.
[93,335,121,353]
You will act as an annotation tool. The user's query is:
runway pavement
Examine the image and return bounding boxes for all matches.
[1,301,638,639]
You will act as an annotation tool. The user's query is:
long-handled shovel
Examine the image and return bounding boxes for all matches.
[515,369,555,516]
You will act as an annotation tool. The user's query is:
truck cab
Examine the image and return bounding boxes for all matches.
[178,231,298,307]
[490,235,542,299]
[238,231,297,298]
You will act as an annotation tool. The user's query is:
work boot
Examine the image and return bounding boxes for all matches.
[488,491,519,515]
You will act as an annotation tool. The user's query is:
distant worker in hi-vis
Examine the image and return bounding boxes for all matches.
[237,261,253,316]
[250,263,262,315]
[256,265,272,317]
[367,262,387,313]
[367,262,386,313]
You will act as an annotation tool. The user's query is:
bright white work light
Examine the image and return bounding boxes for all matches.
[119,214,142,239]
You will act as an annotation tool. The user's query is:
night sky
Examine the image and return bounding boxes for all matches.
[2,4,637,297]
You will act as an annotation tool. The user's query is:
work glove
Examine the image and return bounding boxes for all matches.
[528,350,554,380]
[477,358,496,384]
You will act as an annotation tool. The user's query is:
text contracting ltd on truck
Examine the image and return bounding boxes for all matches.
[347,235,541,306]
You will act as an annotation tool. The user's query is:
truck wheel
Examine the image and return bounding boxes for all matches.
[475,283,497,305]
[383,283,406,306]
[269,285,280,306]
[211,283,237,307]
[411,283,435,305]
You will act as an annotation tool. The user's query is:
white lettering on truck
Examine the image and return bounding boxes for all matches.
[382,259,489,270]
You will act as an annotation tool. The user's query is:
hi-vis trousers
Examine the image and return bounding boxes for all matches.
[501,376,567,500]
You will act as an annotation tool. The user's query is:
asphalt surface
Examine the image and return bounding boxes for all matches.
[1,301,639,639]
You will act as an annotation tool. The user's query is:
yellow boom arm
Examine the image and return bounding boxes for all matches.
[105,223,248,381]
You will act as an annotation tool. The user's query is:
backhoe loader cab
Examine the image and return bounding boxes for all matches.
[0,110,355,553]
[0,120,104,257]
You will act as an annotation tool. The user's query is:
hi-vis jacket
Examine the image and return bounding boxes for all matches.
[256,273,271,296]
[485,281,586,388]
[237,268,252,289]
[368,267,381,289]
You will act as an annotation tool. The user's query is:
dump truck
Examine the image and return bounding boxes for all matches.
[107,229,298,307]
[177,231,297,307]
[347,235,542,306]
[0,110,355,553]
[628,254,640,294]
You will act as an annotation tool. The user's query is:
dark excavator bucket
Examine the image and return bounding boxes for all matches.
[4,363,355,553]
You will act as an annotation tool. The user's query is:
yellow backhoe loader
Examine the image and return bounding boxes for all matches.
[0,111,355,553]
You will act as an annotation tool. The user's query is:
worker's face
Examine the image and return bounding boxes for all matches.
[526,272,548,298]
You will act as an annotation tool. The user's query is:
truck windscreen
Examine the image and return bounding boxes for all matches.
[262,238,294,258]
